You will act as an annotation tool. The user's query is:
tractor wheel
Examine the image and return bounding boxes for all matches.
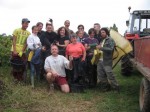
[140,78,150,112]
[121,54,133,76]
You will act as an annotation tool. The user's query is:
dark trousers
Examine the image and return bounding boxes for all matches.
[40,50,49,80]
[11,53,27,81]
[69,57,86,84]
[86,55,97,87]
[97,60,118,89]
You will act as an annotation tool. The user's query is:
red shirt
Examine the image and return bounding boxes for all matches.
[66,42,85,58]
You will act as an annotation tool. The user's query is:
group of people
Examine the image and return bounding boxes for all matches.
[11,18,119,93]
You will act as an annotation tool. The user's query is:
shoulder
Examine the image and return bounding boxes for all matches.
[39,31,47,38]
[41,30,45,33]
[59,55,67,60]
[84,37,88,41]
[84,32,88,36]
[26,30,31,35]
[94,38,98,41]
[106,37,115,45]
[14,28,20,32]
[107,37,114,42]
[40,32,46,37]
[27,34,32,39]
[66,43,71,47]
[45,56,52,61]
[84,38,89,43]
[52,31,57,34]
[58,55,64,58]
[51,31,57,36]
[13,28,20,35]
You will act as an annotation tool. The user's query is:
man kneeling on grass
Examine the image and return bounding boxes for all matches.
[44,45,73,93]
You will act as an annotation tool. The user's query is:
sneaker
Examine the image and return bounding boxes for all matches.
[48,83,54,94]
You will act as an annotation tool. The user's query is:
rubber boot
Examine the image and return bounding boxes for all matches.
[31,76,34,88]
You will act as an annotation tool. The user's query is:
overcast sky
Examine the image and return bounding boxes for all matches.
[0,0,149,35]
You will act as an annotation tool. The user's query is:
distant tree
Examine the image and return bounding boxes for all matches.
[110,24,118,32]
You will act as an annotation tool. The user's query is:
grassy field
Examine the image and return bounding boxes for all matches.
[0,64,142,112]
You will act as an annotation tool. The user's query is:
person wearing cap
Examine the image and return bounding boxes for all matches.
[11,18,30,81]
[66,33,86,84]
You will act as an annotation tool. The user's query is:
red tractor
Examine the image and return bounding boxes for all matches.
[122,9,150,112]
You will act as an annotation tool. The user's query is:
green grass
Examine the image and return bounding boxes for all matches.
[0,64,142,112]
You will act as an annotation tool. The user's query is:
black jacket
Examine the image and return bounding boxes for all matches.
[94,34,102,43]
[40,31,58,50]
[37,30,45,38]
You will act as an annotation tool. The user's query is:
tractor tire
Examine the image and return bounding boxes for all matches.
[140,78,150,112]
[121,54,133,76]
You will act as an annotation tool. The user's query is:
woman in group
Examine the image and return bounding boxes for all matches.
[56,27,70,56]
[66,33,86,84]
[27,26,42,88]
[84,28,99,88]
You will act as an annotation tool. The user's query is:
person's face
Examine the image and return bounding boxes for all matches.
[94,25,100,31]
[89,31,95,38]
[78,26,84,32]
[71,37,77,43]
[51,46,59,55]
[100,30,107,38]
[60,28,65,37]
[38,24,43,32]
[65,21,70,28]
[77,31,84,38]
[46,25,52,32]
[22,22,29,30]
[32,27,38,35]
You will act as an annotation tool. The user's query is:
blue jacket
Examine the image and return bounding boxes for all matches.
[31,48,41,64]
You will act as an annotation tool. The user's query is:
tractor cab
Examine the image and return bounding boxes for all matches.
[125,10,150,40]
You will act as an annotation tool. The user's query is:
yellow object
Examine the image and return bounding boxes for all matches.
[110,29,133,67]
[11,28,30,53]
[91,49,101,65]
[18,51,23,57]
[99,38,106,60]
[28,51,34,61]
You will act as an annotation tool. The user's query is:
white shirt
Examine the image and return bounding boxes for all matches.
[44,55,71,77]
[27,33,41,50]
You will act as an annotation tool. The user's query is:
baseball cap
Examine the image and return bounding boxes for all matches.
[22,18,30,23]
